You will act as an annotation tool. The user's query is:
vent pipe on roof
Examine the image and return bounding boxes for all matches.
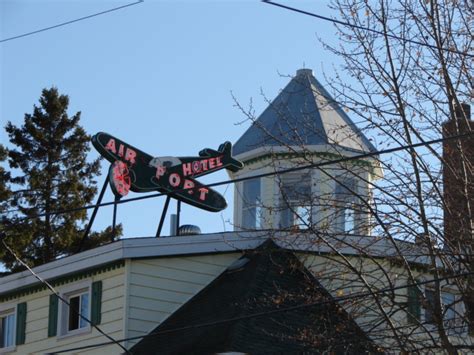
[170,214,178,236]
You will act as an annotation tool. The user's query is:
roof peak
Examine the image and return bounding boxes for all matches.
[233,68,377,157]
[296,68,313,76]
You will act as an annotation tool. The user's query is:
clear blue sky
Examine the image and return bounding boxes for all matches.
[1,0,344,238]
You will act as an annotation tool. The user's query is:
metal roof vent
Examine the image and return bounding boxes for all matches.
[178,224,201,236]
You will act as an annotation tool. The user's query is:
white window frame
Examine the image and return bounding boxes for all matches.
[423,287,465,334]
[57,280,92,339]
[279,172,312,230]
[335,177,358,234]
[441,290,466,334]
[241,178,262,230]
[0,302,16,353]
[343,202,356,233]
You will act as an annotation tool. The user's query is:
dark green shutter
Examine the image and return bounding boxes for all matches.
[15,302,27,345]
[407,282,421,324]
[91,281,102,325]
[48,294,59,337]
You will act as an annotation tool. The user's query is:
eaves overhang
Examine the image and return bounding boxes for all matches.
[234,145,383,180]
[0,231,435,298]
[0,232,268,297]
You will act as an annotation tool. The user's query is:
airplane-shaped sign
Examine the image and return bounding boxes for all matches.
[92,132,244,212]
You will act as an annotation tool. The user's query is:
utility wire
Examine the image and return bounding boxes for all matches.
[0,234,131,354]
[0,1,144,44]
[3,130,472,222]
[262,0,474,59]
[48,270,474,353]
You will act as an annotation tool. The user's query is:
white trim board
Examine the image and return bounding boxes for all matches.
[0,231,432,297]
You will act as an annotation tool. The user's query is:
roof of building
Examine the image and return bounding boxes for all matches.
[0,231,431,298]
[233,69,377,157]
[130,240,380,354]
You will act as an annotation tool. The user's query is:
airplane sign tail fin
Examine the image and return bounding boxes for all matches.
[218,141,244,172]
[198,141,244,173]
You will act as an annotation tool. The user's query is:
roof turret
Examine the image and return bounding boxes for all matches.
[233,69,376,157]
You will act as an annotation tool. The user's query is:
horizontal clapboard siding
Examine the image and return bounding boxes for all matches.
[126,253,241,347]
[11,266,126,355]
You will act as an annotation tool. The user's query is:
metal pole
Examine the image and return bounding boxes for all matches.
[156,195,171,238]
[112,196,119,242]
[176,200,181,236]
[78,177,108,252]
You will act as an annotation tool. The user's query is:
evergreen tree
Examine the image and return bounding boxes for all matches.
[2,87,120,271]
[0,145,11,213]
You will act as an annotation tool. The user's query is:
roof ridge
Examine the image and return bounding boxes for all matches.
[307,74,377,153]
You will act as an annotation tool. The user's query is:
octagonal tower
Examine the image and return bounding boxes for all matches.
[230,69,382,235]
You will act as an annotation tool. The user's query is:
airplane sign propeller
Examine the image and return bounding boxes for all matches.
[92,132,244,212]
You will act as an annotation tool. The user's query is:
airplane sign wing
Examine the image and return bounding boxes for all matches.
[92,132,158,193]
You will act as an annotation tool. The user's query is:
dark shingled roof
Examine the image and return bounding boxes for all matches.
[233,69,376,156]
[130,240,380,355]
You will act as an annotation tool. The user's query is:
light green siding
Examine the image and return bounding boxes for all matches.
[125,253,241,348]
[298,253,471,351]
[7,266,126,355]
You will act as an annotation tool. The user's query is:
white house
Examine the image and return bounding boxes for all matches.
[0,69,471,354]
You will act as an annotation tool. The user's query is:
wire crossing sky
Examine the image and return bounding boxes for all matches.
[263,0,474,58]
[3,131,472,223]
[0,1,345,238]
[1,1,469,238]
[0,0,144,43]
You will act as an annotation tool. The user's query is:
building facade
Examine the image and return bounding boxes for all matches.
[1,69,472,354]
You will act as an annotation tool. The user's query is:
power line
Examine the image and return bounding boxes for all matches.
[3,130,472,222]
[0,0,144,44]
[262,0,474,59]
[0,234,131,354]
[47,270,474,353]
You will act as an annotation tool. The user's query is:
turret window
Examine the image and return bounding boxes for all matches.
[242,178,261,230]
[343,204,355,233]
[336,178,358,234]
[279,173,312,229]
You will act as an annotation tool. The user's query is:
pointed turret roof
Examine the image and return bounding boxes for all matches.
[233,69,376,157]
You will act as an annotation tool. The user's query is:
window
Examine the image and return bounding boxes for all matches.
[0,310,15,349]
[279,173,312,229]
[442,292,456,326]
[343,205,355,233]
[67,291,89,332]
[0,302,26,351]
[295,205,312,228]
[424,289,436,324]
[424,289,460,331]
[335,177,358,234]
[242,178,261,230]
[60,287,90,336]
[441,291,466,334]
[49,280,102,338]
[57,282,91,337]
[406,282,421,324]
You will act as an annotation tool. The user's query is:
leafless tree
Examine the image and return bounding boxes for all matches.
[233,0,473,353]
